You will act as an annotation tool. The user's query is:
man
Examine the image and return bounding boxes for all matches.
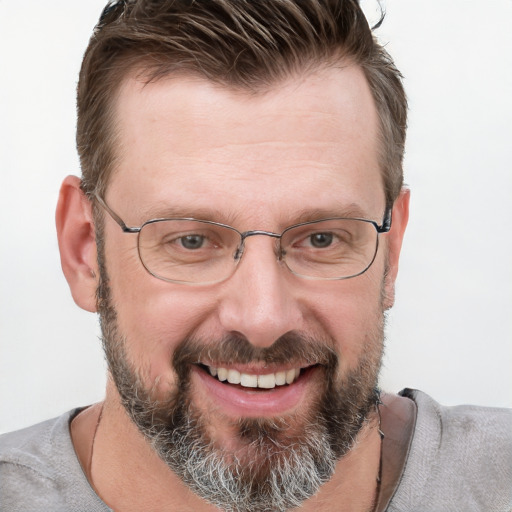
[0,1,510,511]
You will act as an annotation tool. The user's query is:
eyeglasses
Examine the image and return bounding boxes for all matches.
[94,194,391,285]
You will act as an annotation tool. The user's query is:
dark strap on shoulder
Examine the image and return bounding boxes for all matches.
[375,392,417,512]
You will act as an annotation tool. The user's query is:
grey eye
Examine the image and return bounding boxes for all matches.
[310,233,333,248]
[179,235,205,249]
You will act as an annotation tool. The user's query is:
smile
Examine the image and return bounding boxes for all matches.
[193,363,320,417]
[207,366,301,389]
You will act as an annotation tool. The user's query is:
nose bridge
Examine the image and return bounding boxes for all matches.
[235,229,282,261]
[219,234,302,348]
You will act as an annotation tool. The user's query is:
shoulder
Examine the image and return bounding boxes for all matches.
[406,388,512,460]
[0,409,110,512]
[0,412,74,478]
[407,387,512,443]
[389,389,512,512]
[0,412,74,509]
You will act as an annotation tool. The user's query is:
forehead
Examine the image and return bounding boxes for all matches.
[109,65,384,226]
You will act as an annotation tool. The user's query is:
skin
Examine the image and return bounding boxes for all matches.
[57,63,409,511]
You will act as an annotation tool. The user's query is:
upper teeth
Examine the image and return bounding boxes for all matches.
[208,367,300,389]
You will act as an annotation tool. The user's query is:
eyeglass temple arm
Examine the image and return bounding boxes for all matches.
[93,193,140,233]
[378,208,392,233]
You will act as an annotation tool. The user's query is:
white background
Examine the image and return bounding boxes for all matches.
[1,1,511,434]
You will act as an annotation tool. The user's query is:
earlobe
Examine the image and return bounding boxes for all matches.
[56,175,99,312]
[383,187,410,309]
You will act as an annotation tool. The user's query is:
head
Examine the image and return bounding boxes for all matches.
[57,2,409,511]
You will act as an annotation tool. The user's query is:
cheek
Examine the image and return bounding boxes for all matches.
[305,266,385,373]
[105,239,216,388]
[116,289,213,390]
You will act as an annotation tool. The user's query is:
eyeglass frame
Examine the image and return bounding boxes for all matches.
[93,192,392,285]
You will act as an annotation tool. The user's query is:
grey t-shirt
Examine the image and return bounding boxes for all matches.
[1,390,511,511]
[388,389,512,511]
[0,408,110,512]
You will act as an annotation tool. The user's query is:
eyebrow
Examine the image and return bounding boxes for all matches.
[138,204,243,226]
[292,204,376,224]
[137,201,376,228]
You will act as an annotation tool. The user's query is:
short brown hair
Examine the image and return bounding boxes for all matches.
[77,0,407,209]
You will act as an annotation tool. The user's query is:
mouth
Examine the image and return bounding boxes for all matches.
[191,361,319,417]
[200,364,304,390]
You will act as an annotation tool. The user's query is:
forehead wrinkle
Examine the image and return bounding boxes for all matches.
[163,139,347,170]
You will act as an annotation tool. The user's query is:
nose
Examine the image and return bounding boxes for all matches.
[217,235,303,348]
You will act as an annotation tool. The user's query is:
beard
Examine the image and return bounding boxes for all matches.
[96,263,385,512]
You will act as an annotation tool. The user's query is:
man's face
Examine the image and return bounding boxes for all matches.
[97,64,397,510]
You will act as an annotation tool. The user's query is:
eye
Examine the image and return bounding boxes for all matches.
[179,234,206,250]
[309,232,334,248]
[287,225,351,252]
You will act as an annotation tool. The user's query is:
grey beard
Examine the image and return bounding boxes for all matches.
[139,390,338,512]
[96,264,383,512]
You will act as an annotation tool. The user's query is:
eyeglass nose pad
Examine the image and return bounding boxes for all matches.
[233,242,245,261]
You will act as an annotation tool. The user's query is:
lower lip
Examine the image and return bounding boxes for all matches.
[192,365,319,418]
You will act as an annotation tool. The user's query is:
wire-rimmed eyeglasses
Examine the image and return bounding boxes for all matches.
[94,194,392,285]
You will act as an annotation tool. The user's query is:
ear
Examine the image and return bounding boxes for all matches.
[382,187,410,310]
[56,175,99,312]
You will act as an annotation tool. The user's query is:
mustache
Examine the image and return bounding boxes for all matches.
[173,331,338,375]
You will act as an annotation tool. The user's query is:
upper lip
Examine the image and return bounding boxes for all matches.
[198,361,314,374]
